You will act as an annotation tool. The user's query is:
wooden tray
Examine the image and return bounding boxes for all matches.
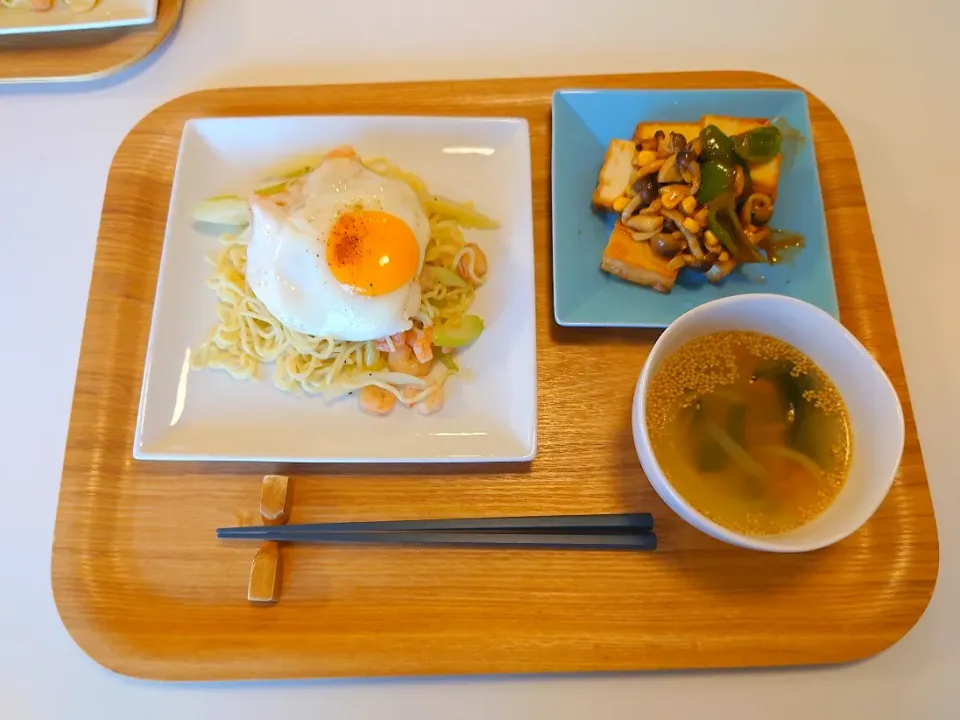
[0,0,182,84]
[52,71,939,681]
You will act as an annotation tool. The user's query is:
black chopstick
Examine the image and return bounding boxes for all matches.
[217,529,657,551]
[216,513,653,539]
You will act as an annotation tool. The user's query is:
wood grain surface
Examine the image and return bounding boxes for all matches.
[51,71,940,681]
[0,0,182,84]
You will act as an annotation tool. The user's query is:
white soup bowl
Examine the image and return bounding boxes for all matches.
[633,294,904,552]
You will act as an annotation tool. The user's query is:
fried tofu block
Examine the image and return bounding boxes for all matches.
[748,155,782,199]
[632,122,702,142]
[700,115,769,136]
[601,223,680,291]
[592,139,635,209]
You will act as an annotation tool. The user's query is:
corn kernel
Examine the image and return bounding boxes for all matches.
[613,196,629,212]
[680,196,698,215]
[704,229,720,249]
[682,218,700,234]
[695,207,709,227]
[635,150,658,166]
[661,195,680,210]
[719,251,731,262]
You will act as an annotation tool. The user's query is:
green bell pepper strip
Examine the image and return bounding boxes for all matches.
[697,160,735,204]
[737,159,753,199]
[698,125,753,204]
[731,126,782,163]
[706,194,765,264]
[700,124,735,162]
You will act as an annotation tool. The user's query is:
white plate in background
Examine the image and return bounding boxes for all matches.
[0,0,157,36]
[134,115,537,463]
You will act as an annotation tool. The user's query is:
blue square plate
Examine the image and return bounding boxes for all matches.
[551,89,837,327]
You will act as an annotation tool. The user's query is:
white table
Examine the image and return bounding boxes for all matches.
[2,1,957,717]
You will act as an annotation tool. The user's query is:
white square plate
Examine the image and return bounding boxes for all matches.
[0,0,156,36]
[134,115,537,463]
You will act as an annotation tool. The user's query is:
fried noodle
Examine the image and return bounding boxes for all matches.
[190,158,495,405]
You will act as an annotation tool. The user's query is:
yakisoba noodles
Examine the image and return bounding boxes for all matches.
[191,154,496,415]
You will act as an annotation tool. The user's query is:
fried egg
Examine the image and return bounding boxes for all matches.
[245,158,429,342]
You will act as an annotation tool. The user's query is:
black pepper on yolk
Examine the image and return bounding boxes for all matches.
[326,210,420,296]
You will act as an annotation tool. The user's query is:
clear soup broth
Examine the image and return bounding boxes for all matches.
[646,330,852,535]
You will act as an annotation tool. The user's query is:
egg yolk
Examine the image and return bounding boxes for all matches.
[326,210,420,296]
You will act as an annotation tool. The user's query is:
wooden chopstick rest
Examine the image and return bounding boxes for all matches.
[247,542,282,604]
[248,475,292,604]
[260,474,292,526]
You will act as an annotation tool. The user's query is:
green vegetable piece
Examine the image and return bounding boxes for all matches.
[697,160,736,204]
[692,400,727,472]
[731,126,782,163]
[692,398,748,473]
[752,360,830,467]
[697,126,757,205]
[271,164,315,182]
[703,417,768,496]
[699,125,735,162]
[254,181,290,197]
[193,196,250,226]
[737,158,753,198]
[434,315,484,348]
[706,207,739,256]
[696,438,728,472]
[438,353,460,372]
[706,194,765,264]
[770,116,805,175]
[727,403,747,447]
[421,265,470,289]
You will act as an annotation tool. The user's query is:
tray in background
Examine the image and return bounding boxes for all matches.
[52,71,939,680]
[0,0,181,83]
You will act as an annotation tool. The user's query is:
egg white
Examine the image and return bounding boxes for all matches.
[245,158,430,342]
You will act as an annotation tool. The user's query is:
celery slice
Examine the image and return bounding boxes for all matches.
[434,315,484,348]
[421,265,470,289]
[193,196,250,226]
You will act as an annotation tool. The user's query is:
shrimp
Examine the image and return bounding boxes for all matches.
[416,384,445,416]
[457,243,488,286]
[406,326,435,364]
[387,344,431,377]
[377,326,435,367]
[374,332,406,352]
[358,385,397,415]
